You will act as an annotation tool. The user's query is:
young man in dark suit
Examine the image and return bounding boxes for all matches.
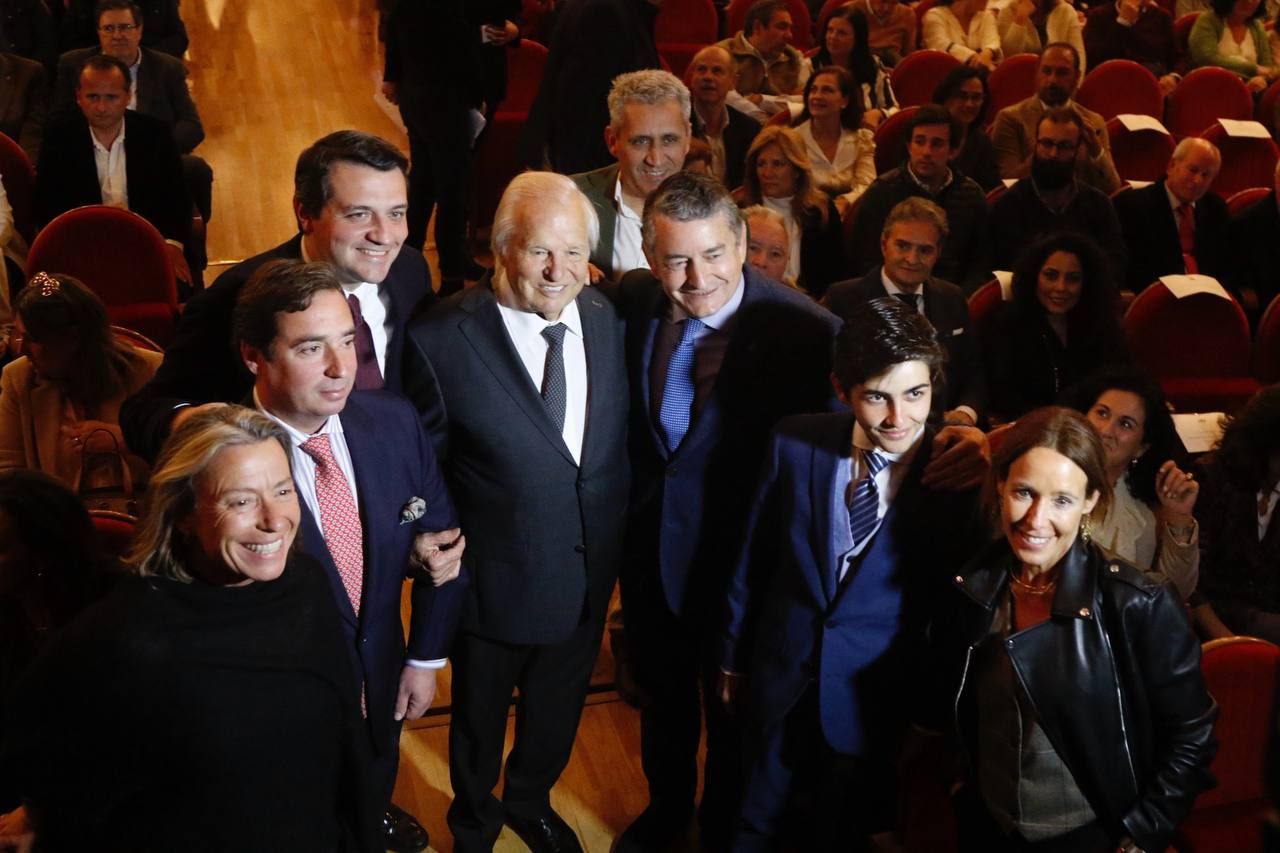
[120,130,434,461]
[719,296,986,851]
[826,196,987,425]
[403,171,630,853]
[237,259,467,853]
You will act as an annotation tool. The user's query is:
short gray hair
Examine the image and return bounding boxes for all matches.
[642,171,744,252]
[129,406,295,583]
[1171,136,1221,169]
[742,204,787,233]
[491,171,600,258]
[608,69,692,131]
[882,196,949,243]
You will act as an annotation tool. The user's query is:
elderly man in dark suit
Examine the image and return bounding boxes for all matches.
[826,196,987,426]
[612,171,842,852]
[1116,137,1229,295]
[0,50,46,161]
[120,130,434,461]
[237,259,465,853]
[403,171,629,853]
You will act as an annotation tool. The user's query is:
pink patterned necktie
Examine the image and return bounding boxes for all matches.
[300,434,365,615]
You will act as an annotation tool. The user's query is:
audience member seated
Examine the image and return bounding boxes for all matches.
[989,108,1125,270]
[737,125,846,298]
[856,0,918,66]
[0,406,380,852]
[997,0,1087,66]
[684,137,715,176]
[688,45,762,192]
[1116,137,1229,294]
[0,174,26,303]
[1083,0,1181,95]
[849,104,990,289]
[933,65,1002,190]
[1189,0,1277,91]
[0,0,57,71]
[991,43,1122,193]
[743,203,795,284]
[922,0,1001,71]
[573,69,691,280]
[1190,386,1280,643]
[1063,367,1200,598]
[0,272,160,491]
[795,66,877,216]
[718,0,806,111]
[57,0,187,58]
[803,6,899,129]
[1228,157,1280,317]
[119,130,434,463]
[826,196,987,424]
[942,407,1215,853]
[983,231,1128,423]
[36,54,191,279]
[53,0,211,223]
[0,50,46,162]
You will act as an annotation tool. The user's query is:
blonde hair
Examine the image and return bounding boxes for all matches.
[742,125,830,226]
[128,406,294,582]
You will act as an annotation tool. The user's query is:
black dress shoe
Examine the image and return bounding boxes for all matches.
[382,803,429,853]
[613,805,694,852]
[505,809,584,853]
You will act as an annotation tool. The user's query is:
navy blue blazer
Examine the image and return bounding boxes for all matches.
[618,266,842,619]
[720,413,984,756]
[296,390,464,757]
[121,234,434,461]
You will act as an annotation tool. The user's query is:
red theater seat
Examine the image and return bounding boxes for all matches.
[1255,294,1280,383]
[872,105,918,173]
[890,50,960,107]
[1076,60,1164,121]
[1106,117,1177,183]
[986,53,1039,118]
[0,131,37,245]
[470,39,548,232]
[1198,121,1279,199]
[1165,66,1253,139]
[657,0,717,78]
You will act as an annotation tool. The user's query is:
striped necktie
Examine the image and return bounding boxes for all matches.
[848,448,892,550]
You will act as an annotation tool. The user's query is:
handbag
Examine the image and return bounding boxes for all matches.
[72,427,139,517]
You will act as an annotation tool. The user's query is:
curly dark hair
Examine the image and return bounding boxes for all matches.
[932,65,990,128]
[1210,385,1280,494]
[1060,366,1187,505]
[1010,231,1122,349]
[797,64,865,130]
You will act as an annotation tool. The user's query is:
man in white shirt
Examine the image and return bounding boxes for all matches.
[572,69,691,280]
[235,258,465,853]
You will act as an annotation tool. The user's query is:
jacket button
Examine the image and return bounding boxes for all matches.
[1109,564,1120,573]
[1005,639,1014,648]
[954,575,964,583]
[1078,608,1090,618]
[574,544,586,553]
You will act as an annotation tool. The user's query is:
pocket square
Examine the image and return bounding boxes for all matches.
[951,328,964,336]
[399,497,427,525]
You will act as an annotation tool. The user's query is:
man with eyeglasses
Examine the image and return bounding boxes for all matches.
[988,107,1126,270]
[52,0,211,227]
[990,43,1122,194]
[56,0,187,58]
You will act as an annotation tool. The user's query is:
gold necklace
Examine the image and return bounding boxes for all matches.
[1009,567,1059,596]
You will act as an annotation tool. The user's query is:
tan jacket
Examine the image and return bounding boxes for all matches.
[990,96,1122,194]
[717,31,804,96]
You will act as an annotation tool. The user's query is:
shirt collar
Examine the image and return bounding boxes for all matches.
[669,271,746,331]
[613,176,645,224]
[880,269,925,305]
[1166,184,1194,213]
[89,119,125,153]
[906,163,952,194]
[495,290,584,337]
[692,101,730,132]
[253,388,345,443]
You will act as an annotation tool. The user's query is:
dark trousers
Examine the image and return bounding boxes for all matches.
[399,97,471,277]
[622,570,743,849]
[370,719,404,811]
[955,785,1117,853]
[735,685,881,853]
[446,614,605,853]
[181,153,212,224]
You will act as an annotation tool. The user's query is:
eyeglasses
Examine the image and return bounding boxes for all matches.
[98,23,138,34]
[1035,138,1078,153]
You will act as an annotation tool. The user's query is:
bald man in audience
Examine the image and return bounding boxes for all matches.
[687,44,762,189]
[1116,137,1229,294]
[120,130,434,461]
[743,204,793,284]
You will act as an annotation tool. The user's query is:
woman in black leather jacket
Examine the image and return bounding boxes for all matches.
[944,407,1217,852]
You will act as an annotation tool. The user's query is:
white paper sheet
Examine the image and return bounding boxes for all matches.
[1116,114,1170,135]
[1158,274,1232,300]
[1217,118,1271,138]
[993,270,1013,300]
[1172,412,1225,453]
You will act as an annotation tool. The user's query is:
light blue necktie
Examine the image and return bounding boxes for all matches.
[848,449,892,549]
[657,318,705,454]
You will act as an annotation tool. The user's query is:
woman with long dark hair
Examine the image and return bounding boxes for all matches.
[805,6,899,128]
[1189,0,1277,92]
[932,65,1001,190]
[795,66,877,215]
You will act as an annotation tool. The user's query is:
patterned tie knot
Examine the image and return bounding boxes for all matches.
[542,322,567,348]
[679,317,705,343]
[301,434,336,466]
[863,448,891,477]
[894,291,920,312]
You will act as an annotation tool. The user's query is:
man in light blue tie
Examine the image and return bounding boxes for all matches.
[718,296,988,851]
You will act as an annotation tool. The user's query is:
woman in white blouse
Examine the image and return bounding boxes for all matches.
[794,66,877,217]
[923,0,1001,70]
[1065,368,1200,599]
[802,6,899,129]
[997,0,1086,67]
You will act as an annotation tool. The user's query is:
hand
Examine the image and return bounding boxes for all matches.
[717,670,744,710]
[861,108,886,130]
[60,419,124,451]
[942,408,977,427]
[165,242,192,286]
[170,402,230,434]
[483,20,519,45]
[0,807,33,853]
[394,666,438,721]
[1155,459,1199,518]
[921,425,990,491]
[1249,75,1270,94]
[1080,120,1103,159]
[834,195,852,218]
[381,80,399,105]
[412,528,465,586]
[587,262,605,285]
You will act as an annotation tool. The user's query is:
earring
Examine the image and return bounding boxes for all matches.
[1080,513,1093,542]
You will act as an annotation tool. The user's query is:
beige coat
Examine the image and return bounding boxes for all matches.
[990,96,1122,194]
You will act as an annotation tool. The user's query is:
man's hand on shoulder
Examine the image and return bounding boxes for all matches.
[921,424,990,491]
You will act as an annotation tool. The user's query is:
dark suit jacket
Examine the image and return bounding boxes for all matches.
[383,0,482,110]
[120,234,435,461]
[571,163,622,278]
[1115,179,1230,293]
[796,198,847,300]
[296,390,464,757]
[1083,2,1177,77]
[824,268,987,421]
[58,0,188,58]
[403,275,630,645]
[1230,188,1280,315]
[693,102,762,191]
[721,414,982,755]
[618,265,842,619]
[0,52,46,162]
[34,109,189,241]
[53,46,203,153]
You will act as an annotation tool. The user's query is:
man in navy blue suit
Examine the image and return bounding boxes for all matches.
[719,297,986,851]
[235,259,465,853]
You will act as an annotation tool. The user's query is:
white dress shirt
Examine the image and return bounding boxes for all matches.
[496,296,588,464]
[300,239,393,376]
[611,178,650,276]
[90,124,128,209]
[834,421,925,580]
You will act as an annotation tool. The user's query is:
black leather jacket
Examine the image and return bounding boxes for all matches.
[946,537,1218,851]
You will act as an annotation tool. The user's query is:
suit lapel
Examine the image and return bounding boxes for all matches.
[299,501,359,627]
[812,416,854,605]
[459,282,577,464]
[638,285,667,457]
[134,55,154,115]
[577,287,613,470]
[339,402,387,617]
